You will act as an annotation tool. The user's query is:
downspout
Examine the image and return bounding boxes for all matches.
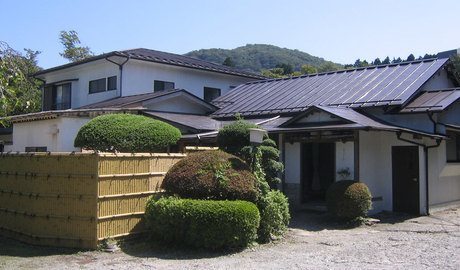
[396,132,442,215]
[105,55,130,97]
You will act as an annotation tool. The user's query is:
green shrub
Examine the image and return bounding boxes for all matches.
[74,114,181,152]
[161,150,258,202]
[145,197,260,249]
[257,190,290,242]
[326,180,372,220]
[217,119,258,155]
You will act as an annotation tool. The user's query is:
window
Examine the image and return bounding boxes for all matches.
[446,131,460,162]
[203,87,221,102]
[107,76,117,91]
[25,146,47,152]
[89,78,106,94]
[154,80,175,92]
[43,83,72,111]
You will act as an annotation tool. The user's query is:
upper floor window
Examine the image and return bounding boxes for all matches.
[89,76,117,94]
[204,87,221,102]
[43,83,71,111]
[154,80,175,92]
[446,131,460,163]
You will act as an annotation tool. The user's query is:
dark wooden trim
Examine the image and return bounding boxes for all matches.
[354,130,360,181]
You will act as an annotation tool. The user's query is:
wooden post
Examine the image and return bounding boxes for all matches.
[354,130,360,181]
[279,133,286,192]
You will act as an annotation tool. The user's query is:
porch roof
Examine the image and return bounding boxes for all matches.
[400,88,460,113]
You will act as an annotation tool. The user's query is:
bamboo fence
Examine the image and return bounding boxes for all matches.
[0,152,184,249]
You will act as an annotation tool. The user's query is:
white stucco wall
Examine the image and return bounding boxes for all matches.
[11,117,90,152]
[122,60,253,99]
[42,60,121,109]
[284,142,301,184]
[428,141,460,207]
[335,141,354,180]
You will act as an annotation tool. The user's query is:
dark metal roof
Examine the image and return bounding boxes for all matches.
[142,111,221,132]
[77,89,217,111]
[400,88,460,113]
[34,48,265,80]
[212,58,448,117]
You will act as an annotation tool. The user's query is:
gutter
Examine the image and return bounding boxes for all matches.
[396,132,442,215]
[105,55,130,97]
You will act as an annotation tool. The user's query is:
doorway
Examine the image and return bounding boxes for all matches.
[392,146,420,214]
[301,142,335,202]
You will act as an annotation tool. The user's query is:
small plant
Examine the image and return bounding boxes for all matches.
[337,168,351,180]
[326,180,372,220]
[145,197,260,249]
[257,190,290,242]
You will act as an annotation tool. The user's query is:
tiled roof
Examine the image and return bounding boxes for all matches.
[212,58,448,117]
[34,48,265,80]
[142,111,221,132]
[400,88,460,113]
[77,90,184,109]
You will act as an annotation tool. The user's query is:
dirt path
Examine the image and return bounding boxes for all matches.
[1,208,459,270]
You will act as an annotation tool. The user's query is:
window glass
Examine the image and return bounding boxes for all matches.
[204,87,221,102]
[154,80,175,92]
[25,146,47,152]
[53,83,71,110]
[446,131,460,162]
[107,76,117,91]
[89,78,106,94]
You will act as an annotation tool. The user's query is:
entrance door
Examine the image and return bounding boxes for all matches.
[301,143,335,202]
[392,146,420,214]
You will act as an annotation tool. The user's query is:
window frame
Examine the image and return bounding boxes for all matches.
[446,130,460,163]
[154,80,175,92]
[203,86,221,102]
[89,78,107,94]
[52,82,71,110]
[107,76,117,91]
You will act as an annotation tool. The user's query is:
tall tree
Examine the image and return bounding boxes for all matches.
[406,54,415,62]
[0,41,42,125]
[300,64,317,74]
[59,30,94,62]
[275,63,294,75]
[372,58,382,65]
[382,56,391,65]
[222,57,235,67]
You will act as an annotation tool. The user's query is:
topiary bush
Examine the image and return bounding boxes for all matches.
[161,150,258,202]
[74,114,181,152]
[217,119,258,155]
[326,180,372,220]
[257,190,290,242]
[145,197,260,249]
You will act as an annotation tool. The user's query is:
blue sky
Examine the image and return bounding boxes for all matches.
[1,0,459,68]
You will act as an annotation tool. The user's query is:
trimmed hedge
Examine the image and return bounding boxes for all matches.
[145,197,260,249]
[74,114,181,152]
[217,119,258,155]
[162,150,258,202]
[257,190,290,242]
[326,180,372,220]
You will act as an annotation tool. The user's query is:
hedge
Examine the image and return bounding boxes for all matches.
[74,114,181,152]
[326,180,372,220]
[161,150,258,202]
[145,197,260,249]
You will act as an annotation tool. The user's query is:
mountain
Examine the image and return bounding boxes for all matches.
[185,44,341,73]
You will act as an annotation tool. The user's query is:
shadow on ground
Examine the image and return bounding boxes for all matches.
[289,210,418,232]
[0,235,80,257]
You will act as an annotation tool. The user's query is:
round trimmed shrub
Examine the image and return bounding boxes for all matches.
[217,119,258,155]
[145,197,260,249]
[162,150,258,202]
[74,114,181,152]
[326,180,372,219]
[257,190,290,242]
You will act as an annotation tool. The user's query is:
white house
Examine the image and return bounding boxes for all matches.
[4,48,263,152]
[205,57,460,215]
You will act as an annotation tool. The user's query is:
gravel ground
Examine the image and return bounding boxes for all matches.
[1,208,459,270]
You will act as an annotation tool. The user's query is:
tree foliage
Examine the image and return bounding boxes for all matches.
[59,30,94,62]
[0,41,42,126]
